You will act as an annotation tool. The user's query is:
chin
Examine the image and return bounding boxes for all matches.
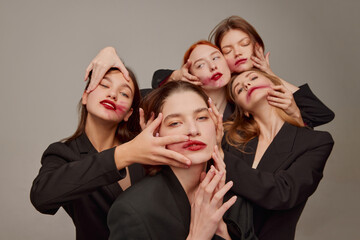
[186,151,212,165]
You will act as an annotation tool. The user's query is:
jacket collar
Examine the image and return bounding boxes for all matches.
[256,122,297,172]
[76,133,98,154]
[162,166,191,233]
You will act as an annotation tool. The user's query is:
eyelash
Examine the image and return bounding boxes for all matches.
[100,84,109,88]
[120,92,129,98]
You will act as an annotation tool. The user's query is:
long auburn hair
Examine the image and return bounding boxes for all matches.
[141,81,210,175]
[208,15,264,53]
[63,67,141,144]
[224,69,303,151]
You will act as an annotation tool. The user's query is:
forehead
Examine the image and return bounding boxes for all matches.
[104,70,135,90]
[221,29,250,45]
[189,45,220,61]
[162,90,207,115]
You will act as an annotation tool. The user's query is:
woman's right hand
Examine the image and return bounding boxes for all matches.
[169,60,202,86]
[115,113,191,169]
[187,168,236,240]
[84,47,130,93]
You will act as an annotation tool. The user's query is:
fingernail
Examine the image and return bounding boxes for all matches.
[208,108,213,112]
[208,97,212,104]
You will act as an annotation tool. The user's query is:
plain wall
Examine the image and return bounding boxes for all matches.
[1,0,359,239]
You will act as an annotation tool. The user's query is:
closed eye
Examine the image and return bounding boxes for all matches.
[169,121,181,127]
[237,87,243,94]
[100,84,109,88]
[251,76,258,81]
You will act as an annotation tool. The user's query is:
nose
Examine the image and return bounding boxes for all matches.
[108,89,118,101]
[244,81,251,91]
[187,121,200,137]
[234,45,242,57]
[209,62,218,72]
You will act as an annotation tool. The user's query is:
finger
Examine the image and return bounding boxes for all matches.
[139,108,146,130]
[145,113,163,132]
[211,181,233,206]
[115,58,130,81]
[157,148,192,166]
[199,172,207,182]
[146,112,155,128]
[265,52,270,65]
[201,167,216,187]
[156,134,189,146]
[152,155,191,168]
[87,64,108,93]
[215,195,237,219]
[184,72,200,82]
[84,63,93,81]
[251,56,262,64]
[212,146,225,170]
[185,59,192,69]
[203,171,224,203]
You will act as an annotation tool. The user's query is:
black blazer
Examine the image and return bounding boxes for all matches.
[108,166,257,240]
[223,123,334,240]
[30,133,145,240]
[151,69,335,128]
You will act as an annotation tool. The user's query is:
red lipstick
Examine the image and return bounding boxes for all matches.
[246,85,270,102]
[100,100,116,110]
[182,140,207,151]
[235,58,247,66]
[211,72,223,81]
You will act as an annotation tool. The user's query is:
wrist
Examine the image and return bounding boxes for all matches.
[114,141,133,170]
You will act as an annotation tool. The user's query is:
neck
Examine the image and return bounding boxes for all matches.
[84,115,119,152]
[171,163,206,204]
[204,87,227,115]
[252,103,284,142]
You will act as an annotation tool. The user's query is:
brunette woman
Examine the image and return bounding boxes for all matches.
[30,67,192,240]
[108,81,256,240]
[223,69,334,239]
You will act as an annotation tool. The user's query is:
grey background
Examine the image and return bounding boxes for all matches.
[1,0,359,239]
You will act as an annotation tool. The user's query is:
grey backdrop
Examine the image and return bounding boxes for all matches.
[1,0,359,239]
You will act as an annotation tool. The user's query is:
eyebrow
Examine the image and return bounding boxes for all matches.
[102,76,133,94]
[245,71,254,78]
[163,107,208,122]
[193,51,219,65]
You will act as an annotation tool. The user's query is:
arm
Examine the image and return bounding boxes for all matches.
[224,132,334,210]
[293,84,335,127]
[152,61,201,89]
[30,143,122,214]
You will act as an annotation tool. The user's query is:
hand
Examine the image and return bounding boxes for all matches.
[187,168,236,240]
[267,85,304,126]
[251,43,274,76]
[207,98,224,149]
[115,113,191,169]
[84,47,130,93]
[169,60,202,86]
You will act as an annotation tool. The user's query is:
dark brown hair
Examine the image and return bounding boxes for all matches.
[224,68,303,151]
[141,81,210,175]
[63,67,141,143]
[208,16,264,52]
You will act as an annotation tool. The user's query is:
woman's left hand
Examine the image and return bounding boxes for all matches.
[251,43,274,76]
[267,85,304,126]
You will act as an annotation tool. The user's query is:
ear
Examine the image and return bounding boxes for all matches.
[123,108,133,122]
[82,91,88,105]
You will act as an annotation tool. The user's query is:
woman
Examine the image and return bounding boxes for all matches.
[30,67,193,240]
[223,69,334,239]
[151,16,334,127]
[108,81,256,240]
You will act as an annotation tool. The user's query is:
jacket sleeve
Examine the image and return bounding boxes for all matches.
[224,132,334,210]
[294,84,335,128]
[152,69,174,89]
[30,142,123,214]
[108,198,151,240]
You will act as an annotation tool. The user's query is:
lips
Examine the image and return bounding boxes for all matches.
[246,85,270,102]
[211,72,223,81]
[182,140,207,151]
[100,100,116,110]
[235,58,247,66]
